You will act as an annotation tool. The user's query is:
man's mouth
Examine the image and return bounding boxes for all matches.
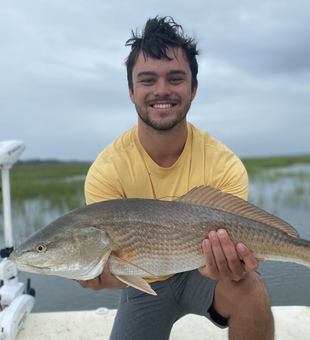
[151,103,174,109]
[147,98,180,109]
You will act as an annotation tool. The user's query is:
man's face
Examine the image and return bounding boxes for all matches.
[129,47,197,132]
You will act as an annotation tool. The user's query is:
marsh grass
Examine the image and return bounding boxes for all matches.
[242,155,310,177]
[1,162,90,206]
[10,180,86,209]
[244,156,310,211]
[11,162,91,180]
[0,162,90,241]
[248,167,310,212]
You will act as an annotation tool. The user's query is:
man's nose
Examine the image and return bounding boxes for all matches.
[153,80,172,97]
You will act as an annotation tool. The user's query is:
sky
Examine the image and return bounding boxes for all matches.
[1,0,310,162]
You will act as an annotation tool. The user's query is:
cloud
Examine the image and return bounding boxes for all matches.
[1,0,310,161]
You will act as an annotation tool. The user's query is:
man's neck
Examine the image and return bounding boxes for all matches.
[138,119,188,168]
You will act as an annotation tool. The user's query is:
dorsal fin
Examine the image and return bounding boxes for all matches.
[175,186,299,237]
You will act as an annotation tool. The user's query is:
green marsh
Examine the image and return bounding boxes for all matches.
[0,162,90,243]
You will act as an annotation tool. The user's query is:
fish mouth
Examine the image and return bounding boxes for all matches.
[16,264,51,275]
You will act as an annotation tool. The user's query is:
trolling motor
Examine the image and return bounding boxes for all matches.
[0,141,35,340]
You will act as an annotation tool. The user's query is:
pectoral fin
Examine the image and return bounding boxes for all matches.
[110,253,157,277]
[115,275,157,296]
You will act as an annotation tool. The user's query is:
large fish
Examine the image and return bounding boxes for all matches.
[9,186,310,295]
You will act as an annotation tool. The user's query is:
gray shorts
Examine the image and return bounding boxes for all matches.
[109,270,228,340]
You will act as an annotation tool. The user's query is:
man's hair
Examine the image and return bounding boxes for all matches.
[125,16,199,92]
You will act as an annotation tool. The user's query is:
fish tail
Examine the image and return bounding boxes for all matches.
[287,236,310,268]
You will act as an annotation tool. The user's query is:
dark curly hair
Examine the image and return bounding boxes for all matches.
[125,16,199,92]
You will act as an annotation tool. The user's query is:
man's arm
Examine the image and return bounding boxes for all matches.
[78,261,126,290]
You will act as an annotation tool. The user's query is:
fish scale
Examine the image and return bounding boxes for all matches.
[91,198,310,275]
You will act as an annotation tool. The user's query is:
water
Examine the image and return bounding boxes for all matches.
[17,272,121,312]
[1,166,310,312]
[248,165,310,306]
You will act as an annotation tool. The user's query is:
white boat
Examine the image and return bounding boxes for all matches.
[16,306,310,340]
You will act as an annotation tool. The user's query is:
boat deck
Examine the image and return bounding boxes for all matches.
[17,306,310,339]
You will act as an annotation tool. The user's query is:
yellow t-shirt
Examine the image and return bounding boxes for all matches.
[84,122,248,282]
[85,122,248,203]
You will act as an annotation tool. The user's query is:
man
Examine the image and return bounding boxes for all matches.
[79,16,274,340]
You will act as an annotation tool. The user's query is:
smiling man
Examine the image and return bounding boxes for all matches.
[130,48,195,132]
[81,16,274,340]
[130,47,196,168]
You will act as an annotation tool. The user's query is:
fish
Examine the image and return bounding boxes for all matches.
[9,186,310,296]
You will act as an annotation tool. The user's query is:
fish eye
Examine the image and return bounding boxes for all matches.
[36,244,47,253]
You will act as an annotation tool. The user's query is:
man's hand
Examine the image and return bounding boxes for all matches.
[77,260,127,291]
[198,229,258,282]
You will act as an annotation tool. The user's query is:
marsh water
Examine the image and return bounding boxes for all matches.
[1,163,310,312]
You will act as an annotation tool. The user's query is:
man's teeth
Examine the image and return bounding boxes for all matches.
[153,104,173,109]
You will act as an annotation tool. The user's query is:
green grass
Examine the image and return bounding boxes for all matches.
[242,155,310,177]
[246,156,310,211]
[0,162,91,236]
[11,162,91,181]
[0,162,91,211]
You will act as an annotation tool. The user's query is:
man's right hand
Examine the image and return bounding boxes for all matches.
[77,260,127,291]
[198,229,258,282]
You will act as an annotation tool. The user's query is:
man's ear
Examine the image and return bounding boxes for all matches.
[191,80,198,101]
[129,85,135,104]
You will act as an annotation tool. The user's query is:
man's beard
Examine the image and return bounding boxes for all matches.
[136,101,191,132]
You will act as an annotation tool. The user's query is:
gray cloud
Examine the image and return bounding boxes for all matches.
[1,0,309,161]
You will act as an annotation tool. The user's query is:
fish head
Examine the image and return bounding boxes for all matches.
[10,213,112,280]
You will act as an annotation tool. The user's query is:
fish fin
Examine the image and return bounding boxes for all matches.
[175,186,299,237]
[114,275,157,296]
[110,253,157,277]
[157,195,178,201]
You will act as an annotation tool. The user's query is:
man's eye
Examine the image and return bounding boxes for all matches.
[170,77,182,83]
[141,79,155,84]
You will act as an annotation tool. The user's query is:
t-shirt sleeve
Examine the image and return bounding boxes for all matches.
[84,155,124,204]
[210,146,249,200]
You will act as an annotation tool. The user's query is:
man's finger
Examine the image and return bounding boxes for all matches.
[77,280,90,288]
[200,238,225,280]
[217,229,246,279]
[236,243,258,272]
[208,231,230,276]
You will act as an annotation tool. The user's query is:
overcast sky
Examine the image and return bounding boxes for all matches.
[1,0,309,162]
